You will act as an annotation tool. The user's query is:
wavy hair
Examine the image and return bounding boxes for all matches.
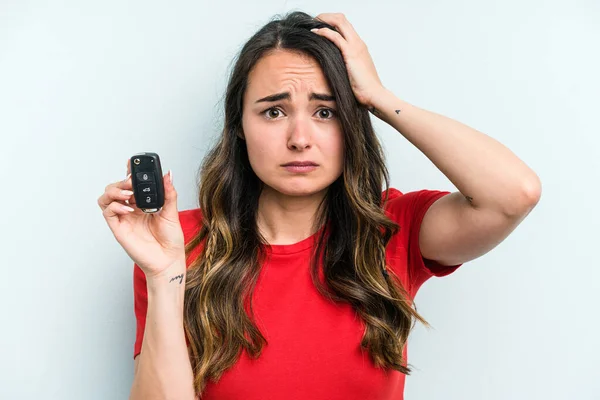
[182,10,430,396]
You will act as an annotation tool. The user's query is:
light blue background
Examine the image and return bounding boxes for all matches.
[1,0,598,399]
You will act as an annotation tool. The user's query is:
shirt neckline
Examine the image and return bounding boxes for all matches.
[263,222,329,255]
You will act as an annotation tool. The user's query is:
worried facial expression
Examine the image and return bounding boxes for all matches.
[241,49,345,197]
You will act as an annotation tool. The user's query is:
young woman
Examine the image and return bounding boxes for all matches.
[98,11,541,400]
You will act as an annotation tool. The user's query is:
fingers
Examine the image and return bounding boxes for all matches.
[97,175,135,210]
[314,13,359,43]
[119,174,136,206]
[97,158,144,233]
[102,199,135,233]
[311,26,348,53]
[98,160,172,222]
[110,185,134,205]
[98,168,137,233]
[158,169,179,221]
[118,158,135,205]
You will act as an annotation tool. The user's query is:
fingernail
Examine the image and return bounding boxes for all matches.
[169,170,173,185]
[310,28,319,33]
[122,205,135,212]
[121,190,134,196]
[124,173,131,181]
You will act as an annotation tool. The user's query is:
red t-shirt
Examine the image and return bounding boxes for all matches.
[133,188,463,400]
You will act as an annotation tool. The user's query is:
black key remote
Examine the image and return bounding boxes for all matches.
[130,152,165,213]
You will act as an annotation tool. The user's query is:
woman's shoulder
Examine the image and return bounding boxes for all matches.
[178,207,204,239]
[380,187,405,215]
[381,187,404,202]
[381,187,450,212]
[381,187,452,233]
[178,207,203,223]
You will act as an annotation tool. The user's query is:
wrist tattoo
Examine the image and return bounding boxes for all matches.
[169,273,185,284]
[368,106,401,116]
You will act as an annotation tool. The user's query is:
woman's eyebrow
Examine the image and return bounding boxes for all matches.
[254,91,335,103]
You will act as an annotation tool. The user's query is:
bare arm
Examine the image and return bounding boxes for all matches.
[369,89,541,266]
[129,262,196,400]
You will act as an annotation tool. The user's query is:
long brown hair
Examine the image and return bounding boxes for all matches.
[183,11,430,396]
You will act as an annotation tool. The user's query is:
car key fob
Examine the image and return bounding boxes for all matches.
[130,152,165,213]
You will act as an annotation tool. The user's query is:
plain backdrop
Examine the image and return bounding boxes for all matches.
[1,0,598,399]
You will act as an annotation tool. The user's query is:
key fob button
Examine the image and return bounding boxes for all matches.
[137,182,156,195]
[143,194,157,205]
[136,172,154,183]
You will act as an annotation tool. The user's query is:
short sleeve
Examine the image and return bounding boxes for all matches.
[384,189,463,295]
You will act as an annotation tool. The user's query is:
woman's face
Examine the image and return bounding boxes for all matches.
[241,49,344,198]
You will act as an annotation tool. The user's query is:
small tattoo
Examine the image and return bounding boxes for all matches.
[169,274,184,284]
[465,196,474,204]
[368,107,400,116]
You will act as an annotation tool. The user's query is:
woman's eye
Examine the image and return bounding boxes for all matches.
[265,108,281,119]
[262,107,336,120]
[317,108,336,119]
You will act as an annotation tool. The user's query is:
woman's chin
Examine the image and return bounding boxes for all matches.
[265,181,329,198]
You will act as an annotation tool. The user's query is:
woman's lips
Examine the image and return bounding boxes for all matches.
[283,165,318,173]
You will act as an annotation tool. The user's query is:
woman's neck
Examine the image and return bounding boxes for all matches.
[256,187,326,245]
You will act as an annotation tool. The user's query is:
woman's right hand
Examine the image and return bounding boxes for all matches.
[97,159,185,279]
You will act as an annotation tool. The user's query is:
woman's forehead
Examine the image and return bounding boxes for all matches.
[247,51,331,101]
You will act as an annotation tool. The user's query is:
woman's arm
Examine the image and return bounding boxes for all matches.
[130,262,196,400]
[369,88,541,266]
[310,13,541,267]
[369,88,541,216]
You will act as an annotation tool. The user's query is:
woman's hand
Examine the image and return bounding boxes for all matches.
[97,159,185,279]
[311,13,387,109]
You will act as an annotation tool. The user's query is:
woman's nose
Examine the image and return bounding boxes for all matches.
[287,118,312,150]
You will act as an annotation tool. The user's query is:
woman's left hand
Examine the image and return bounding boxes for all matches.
[311,13,386,109]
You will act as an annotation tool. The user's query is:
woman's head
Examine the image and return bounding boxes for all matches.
[221,10,375,202]
[185,11,429,396]
[241,49,344,199]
